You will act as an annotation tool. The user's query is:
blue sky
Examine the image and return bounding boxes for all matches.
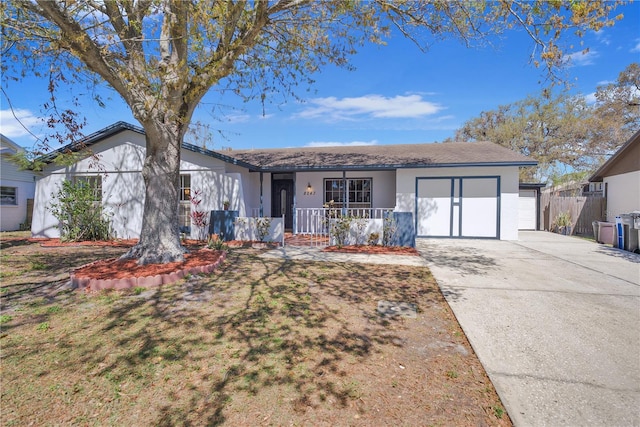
[1,3,639,151]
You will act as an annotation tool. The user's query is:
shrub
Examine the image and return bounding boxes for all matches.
[367,232,380,246]
[330,216,352,248]
[207,234,228,250]
[48,179,112,242]
[256,217,272,242]
[189,188,209,241]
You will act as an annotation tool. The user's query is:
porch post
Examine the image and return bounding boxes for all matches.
[259,172,264,217]
[292,173,297,234]
[342,170,347,216]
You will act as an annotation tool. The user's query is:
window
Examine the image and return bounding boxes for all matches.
[1,186,17,205]
[324,178,371,209]
[179,174,191,231]
[73,176,102,202]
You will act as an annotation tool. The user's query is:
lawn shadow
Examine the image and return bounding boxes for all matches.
[595,246,640,263]
[73,249,439,425]
[416,243,499,276]
[0,238,35,250]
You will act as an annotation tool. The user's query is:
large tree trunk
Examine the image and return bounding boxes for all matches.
[121,121,186,265]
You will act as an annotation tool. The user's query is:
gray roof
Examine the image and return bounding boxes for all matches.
[40,121,536,172]
[222,142,536,172]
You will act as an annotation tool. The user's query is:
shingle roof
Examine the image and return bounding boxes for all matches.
[39,121,536,172]
[220,141,536,171]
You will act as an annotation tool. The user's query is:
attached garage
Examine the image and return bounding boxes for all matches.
[416,176,500,239]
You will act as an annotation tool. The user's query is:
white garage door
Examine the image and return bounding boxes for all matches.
[518,190,537,230]
[416,177,500,238]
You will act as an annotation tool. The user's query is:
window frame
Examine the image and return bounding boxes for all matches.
[0,186,18,206]
[323,177,372,210]
[72,176,102,202]
[179,174,191,231]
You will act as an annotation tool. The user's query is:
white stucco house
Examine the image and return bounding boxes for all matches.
[31,121,536,241]
[1,134,36,231]
[589,129,640,222]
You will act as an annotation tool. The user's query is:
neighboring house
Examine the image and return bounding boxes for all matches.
[31,121,536,240]
[589,129,640,221]
[543,180,593,197]
[1,134,36,231]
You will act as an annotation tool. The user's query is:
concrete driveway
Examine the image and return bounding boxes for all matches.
[417,231,640,427]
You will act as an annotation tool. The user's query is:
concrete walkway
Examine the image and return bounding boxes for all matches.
[417,231,640,427]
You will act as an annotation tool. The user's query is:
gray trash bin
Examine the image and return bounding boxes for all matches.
[620,213,640,252]
[592,221,599,240]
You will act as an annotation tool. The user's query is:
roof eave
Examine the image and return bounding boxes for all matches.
[255,160,537,173]
[589,129,640,182]
[39,121,144,164]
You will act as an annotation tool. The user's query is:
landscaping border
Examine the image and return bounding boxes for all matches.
[70,251,227,291]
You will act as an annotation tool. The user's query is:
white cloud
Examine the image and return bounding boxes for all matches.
[226,113,250,123]
[305,140,379,147]
[631,40,640,53]
[593,29,611,46]
[584,92,597,104]
[0,108,43,138]
[562,50,599,67]
[296,94,444,120]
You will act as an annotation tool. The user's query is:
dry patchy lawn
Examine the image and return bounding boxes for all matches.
[0,236,510,426]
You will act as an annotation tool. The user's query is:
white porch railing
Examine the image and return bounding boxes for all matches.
[294,207,393,235]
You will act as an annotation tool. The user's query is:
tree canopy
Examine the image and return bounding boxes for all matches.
[1,0,625,263]
[452,62,640,183]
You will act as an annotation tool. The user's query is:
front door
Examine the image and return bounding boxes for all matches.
[272,179,294,229]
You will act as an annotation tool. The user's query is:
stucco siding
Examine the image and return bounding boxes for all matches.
[31,131,248,239]
[295,170,396,209]
[604,171,640,221]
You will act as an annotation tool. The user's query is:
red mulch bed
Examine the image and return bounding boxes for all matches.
[72,249,224,280]
[323,245,419,255]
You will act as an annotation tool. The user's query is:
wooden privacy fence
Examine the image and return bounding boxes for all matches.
[540,194,606,236]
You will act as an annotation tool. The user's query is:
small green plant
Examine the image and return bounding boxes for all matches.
[207,234,228,250]
[446,370,458,379]
[46,305,62,314]
[367,232,380,246]
[555,211,571,227]
[48,179,112,242]
[37,322,50,332]
[0,314,13,324]
[492,405,504,418]
[342,380,362,399]
[255,217,272,242]
[133,286,145,295]
[29,260,48,271]
[330,215,353,247]
[553,211,572,234]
